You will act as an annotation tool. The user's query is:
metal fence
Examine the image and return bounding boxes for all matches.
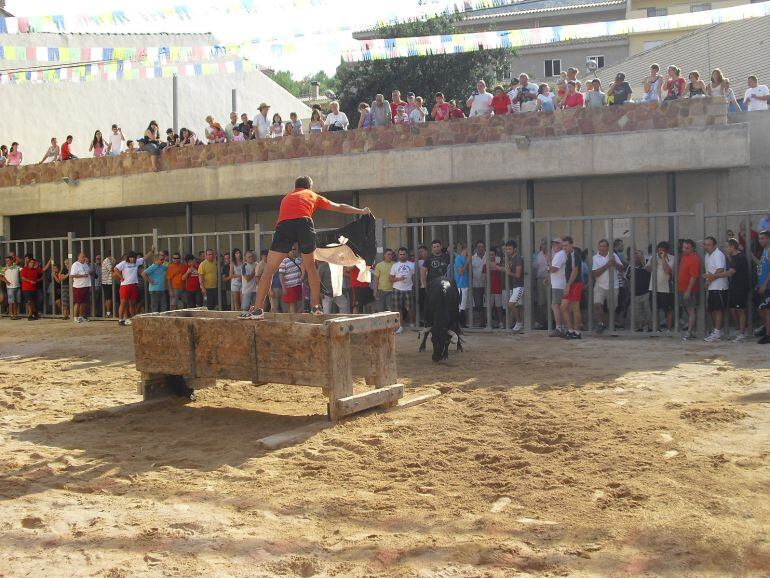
[1,203,767,336]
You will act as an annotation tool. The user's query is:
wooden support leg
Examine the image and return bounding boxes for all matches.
[326,334,353,421]
[364,329,398,407]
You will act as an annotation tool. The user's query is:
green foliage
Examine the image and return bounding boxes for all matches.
[270,69,337,98]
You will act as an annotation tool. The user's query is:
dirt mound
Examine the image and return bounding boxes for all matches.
[680,406,749,424]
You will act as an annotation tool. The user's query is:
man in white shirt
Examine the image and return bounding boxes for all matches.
[70,252,92,323]
[390,247,415,329]
[470,241,487,326]
[324,101,349,131]
[645,241,676,332]
[518,73,540,113]
[703,236,729,342]
[106,124,125,156]
[743,75,769,112]
[591,239,623,334]
[253,103,271,139]
[466,80,494,117]
[225,112,239,141]
[547,238,566,336]
[114,246,154,326]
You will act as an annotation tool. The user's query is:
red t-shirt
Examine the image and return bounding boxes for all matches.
[665,77,685,99]
[61,141,73,159]
[349,267,370,288]
[450,108,466,119]
[433,102,450,120]
[482,264,502,294]
[564,92,584,108]
[185,263,200,292]
[277,188,331,224]
[491,94,511,115]
[21,266,41,291]
[677,253,701,292]
[390,100,406,123]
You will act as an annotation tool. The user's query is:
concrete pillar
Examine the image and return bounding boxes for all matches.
[185,202,193,255]
[172,75,179,134]
[526,179,535,214]
[232,89,237,114]
[667,172,676,243]
[0,216,11,240]
[242,205,250,231]
[88,210,95,237]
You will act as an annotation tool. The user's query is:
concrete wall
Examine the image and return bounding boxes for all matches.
[511,39,629,84]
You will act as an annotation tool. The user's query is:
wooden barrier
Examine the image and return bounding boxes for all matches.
[131,309,403,420]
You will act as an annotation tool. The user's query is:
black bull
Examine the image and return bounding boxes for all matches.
[418,278,463,362]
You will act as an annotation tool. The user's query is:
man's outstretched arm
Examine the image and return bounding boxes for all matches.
[325,202,371,216]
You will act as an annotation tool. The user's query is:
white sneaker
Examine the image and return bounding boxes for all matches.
[125,319,133,326]
[682,332,693,341]
[105,311,112,318]
[512,322,523,333]
[733,333,746,343]
[704,331,721,343]
[395,326,404,335]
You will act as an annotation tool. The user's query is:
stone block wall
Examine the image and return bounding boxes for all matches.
[0,97,727,189]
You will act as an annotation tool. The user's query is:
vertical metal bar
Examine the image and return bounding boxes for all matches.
[254,224,262,256]
[586,220,594,332]
[607,220,616,333]
[522,211,533,332]
[667,171,677,245]
[215,234,222,310]
[375,218,385,262]
[485,222,492,331]
[412,226,420,328]
[466,224,473,329]
[629,217,636,333]
[111,238,117,318]
[745,217,753,333]
[673,214,680,335]
[650,216,658,332]
[67,232,75,323]
[546,221,553,331]
[172,74,179,134]
[695,203,707,338]
[40,240,48,318]
[448,224,455,282]
[504,221,510,330]
[232,88,237,114]
[89,238,95,318]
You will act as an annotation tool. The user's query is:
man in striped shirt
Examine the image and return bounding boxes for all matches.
[279,245,304,313]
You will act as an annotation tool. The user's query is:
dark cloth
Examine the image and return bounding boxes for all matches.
[728,253,751,301]
[564,250,582,284]
[610,81,632,105]
[630,265,651,296]
[316,214,377,266]
[270,217,317,254]
[707,290,728,312]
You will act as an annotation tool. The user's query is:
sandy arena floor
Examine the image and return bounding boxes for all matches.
[0,321,768,577]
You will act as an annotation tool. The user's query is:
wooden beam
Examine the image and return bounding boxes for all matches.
[326,313,400,336]
[387,389,441,411]
[334,384,404,418]
[255,421,333,450]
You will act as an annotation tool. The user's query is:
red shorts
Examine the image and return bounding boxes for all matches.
[566,282,584,303]
[119,284,140,302]
[282,285,302,304]
[73,286,91,305]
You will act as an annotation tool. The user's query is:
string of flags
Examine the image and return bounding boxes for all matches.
[0,44,246,66]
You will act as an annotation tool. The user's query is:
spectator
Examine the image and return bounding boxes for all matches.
[404,92,418,117]
[454,242,470,327]
[237,113,253,140]
[106,124,125,156]
[239,250,257,312]
[164,252,185,310]
[91,254,102,316]
[309,109,324,133]
[467,80,494,117]
[269,267,283,313]
[563,81,584,109]
[325,101,349,131]
[687,71,707,98]
[225,112,239,141]
[757,230,770,344]
[7,142,22,166]
[140,121,163,170]
[448,100,466,119]
[559,236,583,339]
[53,261,69,319]
[484,248,504,328]
[722,238,751,342]
[534,83,556,112]
[39,137,60,163]
[758,213,770,233]
[61,135,77,160]
[409,96,428,123]
[70,252,91,323]
[198,249,219,310]
[124,140,137,153]
[703,236,728,342]
[181,254,201,308]
[491,85,512,115]
[142,253,168,313]
[642,63,663,103]
[518,74,539,112]
[555,79,568,108]
[548,237,566,336]
[431,92,450,121]
[114,249,151,325]
[229,126,244,142]
[268,113,283,138]
[373,248,395,312]
[287,112,302,135]
[350,265,374,314]
[507,78,521,113]
[470,241,487,327]
[229,249,243,312]
[1,255,22,319]
[280,245,303,313]
[721,78,742,112]
[629,250,652,332]
[371,94,392,126]
[504,240,525,333]
[205,115,226,143]
[284,122,294,137]
[592,239,623,333]
[0,145,7,167]
[608,72,632,105]
[254,103,271,138]
[178,128,198,147]
[645,241,675,331]
[585,79,607,108]
[743,75,769,112]
[101,252,115,317]
[358,102,375,129]
[394,105,409,124]
[566,66,582,92]
[316,260,347,314]
[533,239,549,329]
[421,240,449,288]
[677,239,700,340]
[220,252,231,310]
[89,130,106,157]
[165,128,179,148]
[664,66,685,100]
[390,90,407,121]
[390,247,415,333]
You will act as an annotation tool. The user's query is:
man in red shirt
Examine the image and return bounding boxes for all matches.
[563,81,584,109]
[61,135,77,160]
[431,92,450,121]
[448,100,466,119]
[249,176,370,319]
[390,90,407,123]
[490,85,512,116]
[677,239,701,339]
[21,258,45,320]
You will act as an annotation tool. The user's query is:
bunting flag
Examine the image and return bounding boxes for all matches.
[0,58,258,85]
[0,43,246,65]
[342,1,770,62]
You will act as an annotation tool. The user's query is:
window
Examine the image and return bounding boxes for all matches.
[690,3,711,11]
[587,55,605,69]
[544,59,561,78]
[647,7,668,16]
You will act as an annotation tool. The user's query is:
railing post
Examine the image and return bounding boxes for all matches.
[695,202,707,338]
[254,224,262,255]
[67,232,75,324]
[152,228,160,253]
[521,210,533,332]
[375,218,385,261]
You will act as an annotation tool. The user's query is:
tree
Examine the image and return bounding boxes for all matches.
[334,13,515,124]
[269,69,338,98]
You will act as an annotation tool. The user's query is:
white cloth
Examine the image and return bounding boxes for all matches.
[534,251,549,279]
[70,261,92,288]
[550,250,567,290]
[469,92,493,116]
[253,113,270,138]
[592,253,622,290]
[324,111,349,130]
[706,249,729,291]
[649,253,675,293]
[744,85,769,111]
[3,266,20,288]
[115,257,144,286]
[314,242,370,298]
[108,133,124,154]
[390,261,415,291]
[471,254,486,288]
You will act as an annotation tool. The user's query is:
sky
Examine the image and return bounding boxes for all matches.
[4,0,457,77]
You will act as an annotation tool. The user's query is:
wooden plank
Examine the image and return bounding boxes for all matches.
[326,313,400,336]
[255,421,333,450]
[258,368,328,388]
[326,332,353,421]
[192,318,258,380]
[387,389,441,411]
[133,316,194,375]
[334,384,404,417]
[72,397,185,422]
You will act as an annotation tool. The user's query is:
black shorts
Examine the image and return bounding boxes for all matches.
[728,291,748,310]
[270,218,316,254]
[353,286,374,308]
[707,290,728,312]
[655,292,674,312]
[22,290,36,303]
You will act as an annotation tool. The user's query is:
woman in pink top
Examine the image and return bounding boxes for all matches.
[7,142,22,166]
[89,130,106,157]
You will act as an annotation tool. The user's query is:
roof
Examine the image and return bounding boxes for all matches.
[462,0,625,20]
[595,14,770,99]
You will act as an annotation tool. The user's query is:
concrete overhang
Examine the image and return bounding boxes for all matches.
[0,123,749,217]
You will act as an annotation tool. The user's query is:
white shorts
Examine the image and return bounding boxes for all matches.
[593,285,617,306]
[508,286,524,306]
[458,287,468,311]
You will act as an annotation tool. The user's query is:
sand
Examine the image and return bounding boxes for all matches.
[0,321,768,577]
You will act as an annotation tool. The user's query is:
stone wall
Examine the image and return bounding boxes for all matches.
[0,97,727,189]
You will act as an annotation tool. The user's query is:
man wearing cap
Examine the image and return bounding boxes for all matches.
[254,103,271,139]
